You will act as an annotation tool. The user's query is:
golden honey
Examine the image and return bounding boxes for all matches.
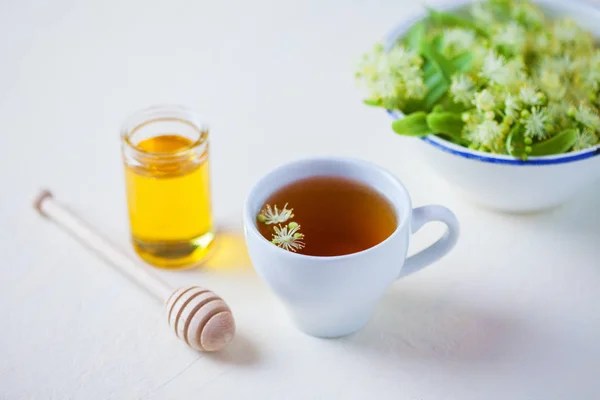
[121,106,214,269]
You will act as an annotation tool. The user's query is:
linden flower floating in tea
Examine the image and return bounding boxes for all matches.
[271,222,305,252]
[257,204,305,252]
[356,0,600,159]
[257,203,294,225]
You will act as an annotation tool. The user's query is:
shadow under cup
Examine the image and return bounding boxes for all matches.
[243,157,414,338]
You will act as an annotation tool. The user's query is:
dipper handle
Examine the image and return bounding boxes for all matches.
[34,190,172,300]
[34,190,236,352]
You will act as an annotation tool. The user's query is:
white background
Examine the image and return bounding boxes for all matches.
[2,0,600,398]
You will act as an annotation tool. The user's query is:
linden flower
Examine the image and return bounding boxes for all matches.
[533,32,561,55]
[548,102,567,119]
[471,2,495,24]
[257,203,294,225]
[537,69,566,100]
[584,70,600,92]
[549,55,576,76]
[523,107,549,139]
[519,85,543,106]
[401,66,426,99]
[547,102,570,127]
[450,74,475,106]
[442,28,476,56]
[512,1,545,28]
[493,22,526,53]
[370,77,397,99]
[271,222,305,252]
[534,32,549,49]
[553,18,583,44]
[581,58,600,91]
[356,43,388,79]
[481,51,511,85]
[356,43,425,106]
[574,104,600,131]
[356,44,397,98]
[573,129,598,151]
[505,58,528,88]
[590,50,600,66]
[387,45,422,69]
[469,43,491,71]
[473,89,496,113]
[588,50,600,73]
[469,119,502,147]
[504,94,521,118]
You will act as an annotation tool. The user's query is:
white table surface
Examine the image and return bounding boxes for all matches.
[2,0,600,398]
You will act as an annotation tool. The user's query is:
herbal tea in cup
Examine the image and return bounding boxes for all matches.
[243,157,460,338]
[256,176,397,256]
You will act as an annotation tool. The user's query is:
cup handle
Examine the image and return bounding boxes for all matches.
[398,205,460,279]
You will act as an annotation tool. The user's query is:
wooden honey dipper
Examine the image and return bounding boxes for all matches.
[34,190,236,352]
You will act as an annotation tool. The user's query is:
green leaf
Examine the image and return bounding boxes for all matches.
[363,99,382,107]
[391,112,433,136]
[440,94,468,113]
[432,104,445,113]
[402,21,427,51]
[426,112,465,137]
[432,34,444,52]
[488,0,512,21]
[427,7,489,38]
[423,81,449,111]
[424,69,445,90]
[529,129,578,156]
[402,46,472,114]
[424,52,472,79]
[419,38,456,83]
[506,124,526,158]
[423,60,436,80]
[451,52,474,73]
[417,51,472,113]
[401,99,425,114]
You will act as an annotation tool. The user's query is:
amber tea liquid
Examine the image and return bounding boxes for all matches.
[258,176,397,257]
[122,107,214,268]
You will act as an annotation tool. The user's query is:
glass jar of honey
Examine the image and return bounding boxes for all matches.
[121,105,214,269]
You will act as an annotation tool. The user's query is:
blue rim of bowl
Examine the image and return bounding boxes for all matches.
[382,0,600,166]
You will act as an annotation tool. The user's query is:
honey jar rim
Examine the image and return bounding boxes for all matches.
[120,104,209,159]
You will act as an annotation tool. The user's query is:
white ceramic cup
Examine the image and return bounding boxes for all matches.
[243,157,460,338]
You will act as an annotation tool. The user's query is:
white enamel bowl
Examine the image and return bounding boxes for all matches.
[385,0,600,213]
